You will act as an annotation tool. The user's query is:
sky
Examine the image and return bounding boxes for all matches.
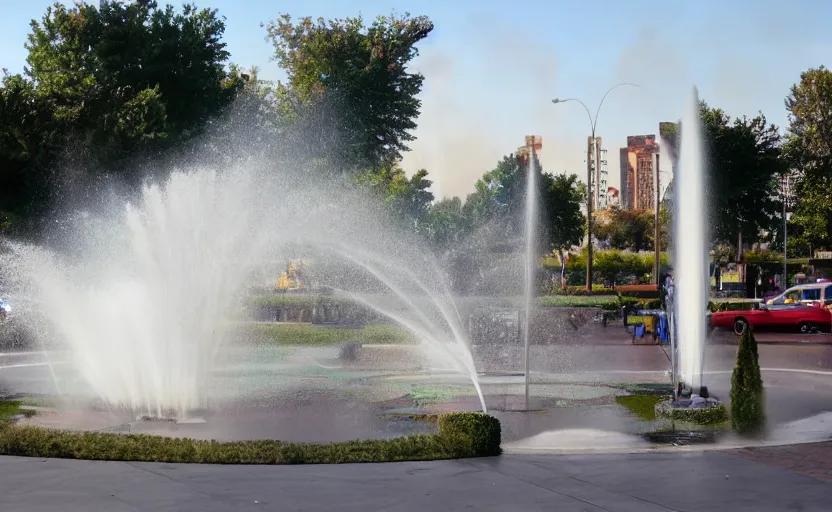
[2,0,831,199]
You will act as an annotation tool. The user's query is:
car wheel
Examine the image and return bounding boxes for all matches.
[798,322,817,334]
[733,318,749,336]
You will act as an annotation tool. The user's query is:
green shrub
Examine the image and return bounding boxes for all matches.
[437,412,502,457]
[545,285,617,296]
[0,412,501,463]
[730,329,765,435]
[654,402,729,425]
[564,249,670,285]
[617,296,661,310]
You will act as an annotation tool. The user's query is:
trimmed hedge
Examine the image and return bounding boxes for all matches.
[242,323,415,346]
[437,412,502,457]
[0,412,501,464]
[654,401,729,426]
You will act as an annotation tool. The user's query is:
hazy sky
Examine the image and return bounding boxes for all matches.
[2,0,830,199]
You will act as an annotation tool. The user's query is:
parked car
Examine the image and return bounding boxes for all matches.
[766,283,832,311]
[710,302,832,335]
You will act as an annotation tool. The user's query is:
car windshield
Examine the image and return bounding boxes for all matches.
[770,289,801,304]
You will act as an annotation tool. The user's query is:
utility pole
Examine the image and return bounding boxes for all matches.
[782,174,792,289]
[552,83,638,294]
[586,136,594,292]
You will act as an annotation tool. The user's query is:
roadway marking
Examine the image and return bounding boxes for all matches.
[0,362,68,370]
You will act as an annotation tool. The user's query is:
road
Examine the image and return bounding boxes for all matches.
[1,448,832,511]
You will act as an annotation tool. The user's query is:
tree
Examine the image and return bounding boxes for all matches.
[357,162,434,230]
[0,1,246,233]
[423,197,467,252]
[594,208,653,251]
[660,103,784,253]
[701,103,784,250]
[24,1,242,159]
[265,13,432,172]
[541,173,585,287]
[730,329,765,435]
[785,66,832,252]
[0,72,57,232]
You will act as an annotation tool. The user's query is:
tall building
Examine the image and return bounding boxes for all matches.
[619,135,659,210]
[587,136,607,210]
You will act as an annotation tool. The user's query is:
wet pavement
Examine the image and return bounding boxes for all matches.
[1,328,832,510]
[1,449,831,511]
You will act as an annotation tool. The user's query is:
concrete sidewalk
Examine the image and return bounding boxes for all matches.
[1,444,830,512]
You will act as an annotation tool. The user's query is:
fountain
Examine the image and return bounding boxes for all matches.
[674,87,709,393]
[521,136,541,410]
[0,162,487,421]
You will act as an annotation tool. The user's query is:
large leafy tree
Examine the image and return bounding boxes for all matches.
[423,197,466,251]
[784,66,832,253]
[540,172,585,286]
[701,103,783,249]
[358,162,434,229]
[24,1,243,160]
[265,13,432,172]
[454,154,586,254]
[661,102,783,254]
[0,1,245,233]
[595,208,653,251]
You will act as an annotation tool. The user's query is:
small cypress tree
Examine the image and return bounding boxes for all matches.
[730,329,765,435]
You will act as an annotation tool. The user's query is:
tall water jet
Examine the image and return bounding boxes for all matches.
[674,87,709,391]
[521,135,541,409]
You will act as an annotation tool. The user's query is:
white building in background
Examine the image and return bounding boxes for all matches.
[606,187,620,208]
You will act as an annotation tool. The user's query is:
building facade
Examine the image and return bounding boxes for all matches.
[619,135,659,210]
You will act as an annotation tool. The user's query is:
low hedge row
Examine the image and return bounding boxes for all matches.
[0,412,501,464]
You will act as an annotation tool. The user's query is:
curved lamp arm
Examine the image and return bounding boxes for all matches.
[593,82,639,134]
[552,82,639,136]
[552,98,594,135]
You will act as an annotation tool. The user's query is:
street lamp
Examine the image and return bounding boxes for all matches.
[780,174,795,289]
[552,82,639,293]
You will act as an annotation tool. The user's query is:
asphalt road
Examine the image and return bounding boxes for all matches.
[1,449,831,512]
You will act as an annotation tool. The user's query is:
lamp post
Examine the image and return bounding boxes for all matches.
[781,174,794,289]
[552,82,638,293]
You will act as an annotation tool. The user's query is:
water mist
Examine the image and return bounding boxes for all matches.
[0,163,488,418]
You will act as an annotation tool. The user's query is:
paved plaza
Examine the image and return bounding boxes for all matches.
[1,444,832,512]
[2,327,832,511]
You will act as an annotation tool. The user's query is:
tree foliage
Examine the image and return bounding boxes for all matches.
[0,1,245,233]
[265,13,432,172]
[357,163,434,229]
[424,153,585,258]
[661,102,783,251]
[594,207,669,252]
[700,103,784,247]
[785,66,832,252]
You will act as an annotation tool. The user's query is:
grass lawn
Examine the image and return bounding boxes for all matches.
[242,323,416,346]
[615,395,665,421]
[0,412,501,464]
[0,400,37,420]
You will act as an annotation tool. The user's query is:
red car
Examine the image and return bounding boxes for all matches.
[710,304,832,335]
